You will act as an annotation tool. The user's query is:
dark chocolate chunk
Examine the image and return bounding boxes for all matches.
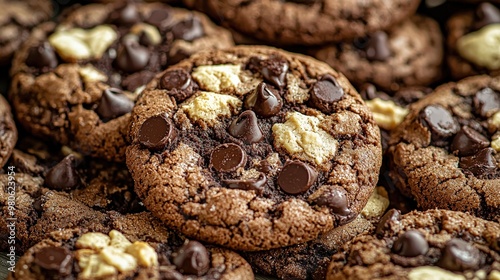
[228,110,263,144]
[309,74,344,113]
[44,155,80,191]
[392,230,429,257]
[277,161,318,195]
[249,56,289,88]
[210,143,247,172]
[95,88,134,121]
[419,105,459,141]
[363,31,392,61]
[375,209,401,237]
[313,187,351,216]
[474,3,500,30]
[173,241,210,276]
[171,16,205,42]
[34,247,72,275]
[115,39,151,73]
[451,126,490,157]
[159,69,194,102]
[459,147,497,177]
[25,41,58,70]
[438,239,481,271]
[138,114,176,151]
[223,173,267,194]
[244,82,283,118]
[110,3,140,26]
[146,9,171,29]
[474,88,500,118]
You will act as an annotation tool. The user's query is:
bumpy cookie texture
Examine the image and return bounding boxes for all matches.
[0,94,17,168]
[388,75,500,220]
[8,228,254,280]
[326,209,500,280]
[9,1,234,162]
[243,187,389,280]
[311,15,443,92]
[127,46,382,251]
[447,3,500,79]
[0,0,52,65]
[183,0,420,46]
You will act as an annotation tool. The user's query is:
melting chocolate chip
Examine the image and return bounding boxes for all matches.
[146,9,171,29]
[314,188,351,216]
[171,16,205,42]
[309,75,344,113]
[362,31,392,61]
[228,110,263,144]
[44,155,80,191]
[110,3,140,26]
[173,241,210,276]
[474,88,500,118]
[451,126,490,157]
[392,230,429,257]
[25,41,58,70]
[210,143,247,172]
[244,82,283,118]
[459,147,497,177]
[115,39,151,73]
[474,3,500,30]
[34,246,73,275]
[95,88,134,121]
[223,173,267,194]
[138,114,176,151]
[438,239,481,271]
[249,56,289,88]
[277,161,318,195]
[375,209,401,237]
[160,69,192,92]
[419,105,459,141]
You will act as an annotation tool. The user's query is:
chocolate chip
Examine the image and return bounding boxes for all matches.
[171,16,205,42]
[459,147,497,177]
[438,239,481,271]
[210,143,247,172]
[173,241,210,276]
[244,82,283,118]
[392,230,429,257]
[309,74,344,113]
[451,126,490,157]
[34,246,73,275]
[363,31,392,61]
[25,41,58,70]
[44,155,80,191]
[474,88,500,118]
[313,188,351,216]
[277,161,318,195]
[95,88,134,121]
[223,173,267,194]
[139,114,176,151]
[228,110,263,144]
[110,3,140,26]
[474,3,500,30]
[249,56,289,88]
[115,39,151,73]
[159,69,193,102]
[375,209,401,237]
[146,9,171,29]
[419,105,459,141]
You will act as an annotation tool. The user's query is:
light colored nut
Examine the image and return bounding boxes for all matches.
[361,187,389,219]
[74,249,95,268]
[408,266,466,280]
[49,31,92,62]
[180,91,242,126]
[100,246,137,272]
[365,98,409,130]
[285,73,309,104]
[457,24,500,70]
[490,271,500,280]
[109,230,132,251]
[76,232,110,250]
[86,25,118,59]
[78,64,108,83]
[79,254,117,279]
[192,64,241,93]
[272,112,338,165]
[126,241,158,267]
[492,137,500,152]
[489,111,500,131]
[130,23,161,45]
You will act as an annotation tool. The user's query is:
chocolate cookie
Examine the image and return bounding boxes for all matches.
[9,1,234,162]
[388,75,500,221]
[0,94,17,168]
[183,0,420,46]
[127,45,382,251]
[311,15,443,92]
[243,187,389,280]
[0,0,52,65]
[326,209,500,280]
[447,2,500,79]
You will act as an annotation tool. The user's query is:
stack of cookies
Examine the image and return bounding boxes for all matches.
[0,0,499,279]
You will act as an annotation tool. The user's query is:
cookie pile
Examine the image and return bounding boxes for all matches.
[1,0,500,280]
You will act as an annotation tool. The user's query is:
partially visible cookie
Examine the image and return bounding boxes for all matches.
[311,15,443,92]
[388,75,500,220]
[9,1,234,162]
[0,94,16,168]
[326,209,500,280]
[0,0,52,65]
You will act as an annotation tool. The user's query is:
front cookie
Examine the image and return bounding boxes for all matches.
[127,46,382,251]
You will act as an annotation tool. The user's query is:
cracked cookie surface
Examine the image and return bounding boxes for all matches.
[126,45,382,251]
